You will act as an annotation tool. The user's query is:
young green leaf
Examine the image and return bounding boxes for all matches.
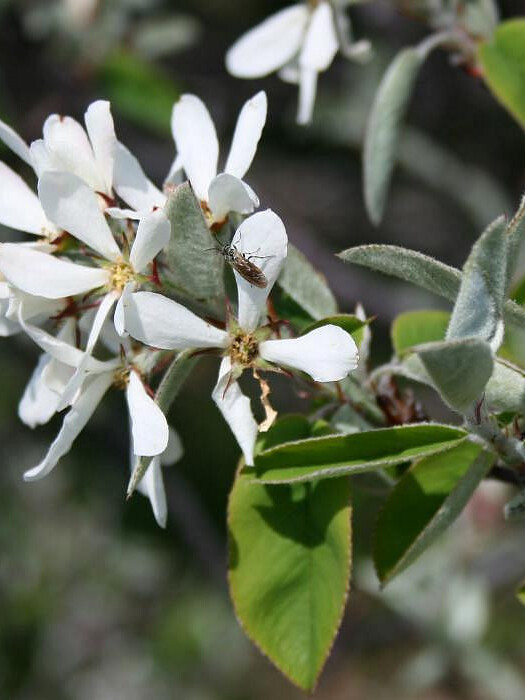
[278,244,338,321]
[416,338,494,413]
[364,48,425,225]
[228,471,351,691]
[251,424,468,484]
[373,441,495,585]
[479,19,525,130]
[338,244,525,331]
[392,310,450,356]
[163,183,225,316]
[446,215,507,344]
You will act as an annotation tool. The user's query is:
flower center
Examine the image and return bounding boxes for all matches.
[230,332,259,367]
[113,366,130,389]
[109,261,135,292]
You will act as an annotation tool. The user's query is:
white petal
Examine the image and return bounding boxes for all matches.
[161,426,184,465]
[113,142,166,212]
[0,243,109,298]
[126,371,169,456]
[84,100,117,195]
[0,162,48,234]
[171,94,219,202]
[29,139,55,178]
[124,291,228,350]
[19,316,118,373]
[114,281,134,337]
[260,324,359,382]
[129,208,171,273]
[56,291,119,410]
[6,288,64,325]
[299,2,339,72]
[226,5,309,78]
[18,353,62,428]
[42,114,104,191]
[106,207,141,220]
[39,171,121,260]
[23,372,113,482]
[233,210,288,331]
[208,174,257,220]
[225,91,267,179]
[296,66,319,126]
[136,455,167,528]
[0,118,32,166]
[212,357,257,466]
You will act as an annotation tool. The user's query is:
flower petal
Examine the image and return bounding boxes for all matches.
[136,455,168,527]
[42,114,104,191]
[57,291,119,410]
[162,426,184,465]
[0,118,32,165]
[260,324,359,382]
[0,162,48,234]
[126,370,169,456]
[226,5,309,78]
[29,139,55,178]
[233,209,288,331]
[129,208,171,273]
[124,291,228,350]
[208,173,257,220]
[171,94,219,202]
[224,91,267,179]
[299,1,339,72]
[0,243,109,298]
[114,281,134,337]
[18,353,62,428]
[212,357,258,466]
[106,207,141,220]
[84,100,116,194]
[296,66,319,126]
[113,142,166,212]
[38,171,121,261]
[23,372,113,482]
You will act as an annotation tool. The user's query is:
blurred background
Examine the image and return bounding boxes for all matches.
[1,1,525,698]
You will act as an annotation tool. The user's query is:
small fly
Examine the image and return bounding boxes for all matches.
[207,240,270,288]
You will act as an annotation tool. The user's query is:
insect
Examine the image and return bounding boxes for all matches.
[207,239,270,288]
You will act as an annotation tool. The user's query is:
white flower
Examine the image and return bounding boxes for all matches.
[17,310,175,527]
[226,1,368,125]
[122,209,359,465]
[0,181,170,405]
[169,91,267,223]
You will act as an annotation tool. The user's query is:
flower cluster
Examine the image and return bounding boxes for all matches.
[0,93,359,526]
[226,0,371,124]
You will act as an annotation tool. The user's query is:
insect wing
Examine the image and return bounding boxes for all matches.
[231,252,268,288]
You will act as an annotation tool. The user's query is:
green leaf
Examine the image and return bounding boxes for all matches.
[163,183,225,316]
[301,314,368,346]
[228,471,351,691]
[416,338,494,413]
[364,48,425,225]
[278,244,338,321]
[479,19,525,130]
[256,415,311,455]
[446,215,507,343]
[392,310,450,356]
[338,244,525,331]
[250,424,468,484]
[127,350,198,497]
[97,50,180,135]
[373,441,495,585]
